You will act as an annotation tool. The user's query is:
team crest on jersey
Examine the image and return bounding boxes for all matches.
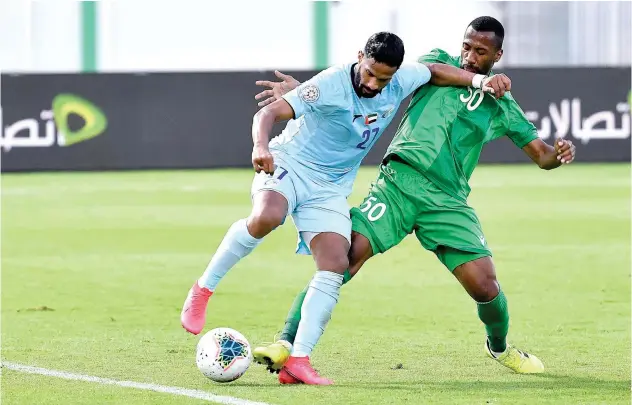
[299,84,320,103]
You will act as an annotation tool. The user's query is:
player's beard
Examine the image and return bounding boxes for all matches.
[353,67,379,98]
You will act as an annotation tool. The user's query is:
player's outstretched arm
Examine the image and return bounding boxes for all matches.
[424,63,511,98]
[251,99,295,174]
[522,137,576,170]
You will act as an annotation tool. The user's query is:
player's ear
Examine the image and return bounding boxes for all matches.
[494,49,503,63]
[358,50,364,63]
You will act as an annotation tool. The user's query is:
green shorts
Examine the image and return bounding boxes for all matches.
[351,159,492,272]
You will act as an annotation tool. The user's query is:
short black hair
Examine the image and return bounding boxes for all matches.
[468,16,504,49]
[364,32,405,68]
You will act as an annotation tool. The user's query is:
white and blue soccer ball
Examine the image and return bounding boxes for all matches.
[196,327,252,383]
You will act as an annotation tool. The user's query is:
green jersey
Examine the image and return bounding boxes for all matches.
[385,49,539,200]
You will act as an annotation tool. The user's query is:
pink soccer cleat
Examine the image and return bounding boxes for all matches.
[180,282,213,335]
[281,356,333,385]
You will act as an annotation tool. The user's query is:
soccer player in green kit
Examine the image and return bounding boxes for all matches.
[252,16,576,383]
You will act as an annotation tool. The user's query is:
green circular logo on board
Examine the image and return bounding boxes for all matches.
[52,93,107,146]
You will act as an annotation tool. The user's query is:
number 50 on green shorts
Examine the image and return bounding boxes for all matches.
[350,159,492,272]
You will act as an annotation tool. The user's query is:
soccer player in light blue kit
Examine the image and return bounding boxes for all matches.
[180,32,505,384]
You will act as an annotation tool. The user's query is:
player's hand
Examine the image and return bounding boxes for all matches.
[252,145,275,174]
[554,137,575,164]
[482,74,511,98]
[255,71,301,108]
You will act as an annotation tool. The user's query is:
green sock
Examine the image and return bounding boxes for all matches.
[477,289,509,353]
[278,269,352,344]
[342,268,352,284]
[278,285,307,344]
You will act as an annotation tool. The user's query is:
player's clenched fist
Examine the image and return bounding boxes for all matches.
[554,137,575,164]
[482,74,511,98]
[252,146,275,174]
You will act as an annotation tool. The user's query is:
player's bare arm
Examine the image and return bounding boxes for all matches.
[251,98,295,174]
[522,137,576,169]
[255,67,512,108]
[424,63,511,98]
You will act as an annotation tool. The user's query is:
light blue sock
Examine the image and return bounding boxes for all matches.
[197,218,262,291]
[292,271,344,357]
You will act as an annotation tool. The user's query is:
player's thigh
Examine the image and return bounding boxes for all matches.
[351,169,416,256]
[250,158,299,219]
[413,186,491,272]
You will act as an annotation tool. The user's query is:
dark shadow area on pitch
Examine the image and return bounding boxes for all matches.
[335,375,631,392]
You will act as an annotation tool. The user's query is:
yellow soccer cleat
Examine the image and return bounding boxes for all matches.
[253,340,292,373]
[485,340,545,374]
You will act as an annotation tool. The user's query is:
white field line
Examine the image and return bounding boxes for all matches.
[2,362,275,405]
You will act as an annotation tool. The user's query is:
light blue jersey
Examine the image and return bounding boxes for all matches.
[252,61,431,254]
[270,62,431,195]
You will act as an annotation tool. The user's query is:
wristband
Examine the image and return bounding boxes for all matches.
[472,74,485,89]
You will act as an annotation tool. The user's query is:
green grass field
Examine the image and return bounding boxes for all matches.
[2,163,630,405]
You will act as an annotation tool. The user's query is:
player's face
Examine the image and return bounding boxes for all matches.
[354,52,398,98]
[460,27,503,75]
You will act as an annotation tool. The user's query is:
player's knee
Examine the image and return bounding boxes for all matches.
[471,277,500,303]
[248,191,288,238]
[316,253,349,273]
[247,210,285,238]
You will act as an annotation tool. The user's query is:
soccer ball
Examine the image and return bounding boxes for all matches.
[196,327,252,383]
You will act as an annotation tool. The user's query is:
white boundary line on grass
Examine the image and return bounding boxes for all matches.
[2,362,275,405]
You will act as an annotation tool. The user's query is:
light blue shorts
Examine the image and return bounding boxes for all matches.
[250,154,351,255]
